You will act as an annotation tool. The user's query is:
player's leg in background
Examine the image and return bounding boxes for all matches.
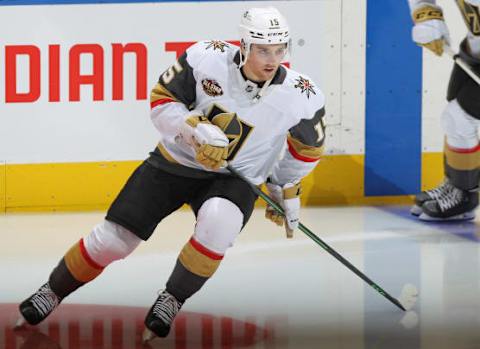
[417,39,480,220]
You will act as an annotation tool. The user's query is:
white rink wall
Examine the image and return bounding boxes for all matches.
[0,0,468,162]
[0,0,363,164]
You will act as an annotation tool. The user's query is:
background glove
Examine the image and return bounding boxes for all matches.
[265,181,301,238]
[412,3,450,56]
[180,114,229,170]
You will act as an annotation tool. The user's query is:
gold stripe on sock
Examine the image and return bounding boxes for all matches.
[178,240,222,278]
[445,143,480,171]
[64,241,104,283]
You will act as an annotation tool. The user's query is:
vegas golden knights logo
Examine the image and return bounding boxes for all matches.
[457,0,480,35]
[294,76,316,99]
[206,104,253,160]
[205,40,229,52]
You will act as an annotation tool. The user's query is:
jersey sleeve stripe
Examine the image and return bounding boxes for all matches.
[287,137,323,162]
[150,98,175,109]
[150,82,178,109]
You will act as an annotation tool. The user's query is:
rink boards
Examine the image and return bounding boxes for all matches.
[0,0,464,211]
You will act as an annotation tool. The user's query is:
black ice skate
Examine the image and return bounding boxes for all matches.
[16,282,61,327]
[419,186,479,221]
[411,179,454,216]
[142,290,183,343]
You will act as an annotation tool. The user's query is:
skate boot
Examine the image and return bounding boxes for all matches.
[17,282,61,327]
[419,186,479,221]
[143,290,183,342]
[411,179,454,216]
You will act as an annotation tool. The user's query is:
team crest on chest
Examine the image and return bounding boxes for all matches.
[202,79,223,97]
[206,104,254,160]
[294,76,316,99]
[205,40,229,52]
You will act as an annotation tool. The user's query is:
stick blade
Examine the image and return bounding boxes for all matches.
[142,328,155,344]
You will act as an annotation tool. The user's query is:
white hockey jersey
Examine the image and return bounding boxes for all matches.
[149,40,325,185]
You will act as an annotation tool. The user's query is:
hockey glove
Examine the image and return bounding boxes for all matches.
[412,3,450,56]
[265,181,301,238]
[180,114,229,170]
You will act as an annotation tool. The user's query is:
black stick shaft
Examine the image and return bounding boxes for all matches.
[227,165,406,312]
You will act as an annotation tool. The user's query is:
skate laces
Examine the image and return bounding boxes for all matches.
[152,291,183,325]
[436,187,463,212]
[426,180,454,199]
[30,283,60,317]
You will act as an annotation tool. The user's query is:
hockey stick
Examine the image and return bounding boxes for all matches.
[226,165,406,311]
[444,44,480,86]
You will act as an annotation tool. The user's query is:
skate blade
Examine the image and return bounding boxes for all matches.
[142,328,155,344]
[419,211,476,222]
[410,205,422,216]
[14,317,27,329]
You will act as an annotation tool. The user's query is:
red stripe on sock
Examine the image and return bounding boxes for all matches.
[189,238,223,260]
[446,143,480,154]
[79,238,104,270]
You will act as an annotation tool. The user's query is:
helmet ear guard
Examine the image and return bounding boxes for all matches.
[238,7,291,67]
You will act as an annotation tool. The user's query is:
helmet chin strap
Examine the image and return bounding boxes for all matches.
[252,77,272,103]
[238,40,249,68]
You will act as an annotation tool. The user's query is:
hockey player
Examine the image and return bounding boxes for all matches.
[17,7,326,340]
[408,0,480,220]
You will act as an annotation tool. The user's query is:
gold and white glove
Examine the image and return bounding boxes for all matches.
[412,3,450,56]
[265,181,301,238]
[180,114,229,170]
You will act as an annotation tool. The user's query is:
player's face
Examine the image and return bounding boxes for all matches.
[243,43,287,82]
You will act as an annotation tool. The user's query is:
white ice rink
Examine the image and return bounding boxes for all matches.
[1,205,479,349]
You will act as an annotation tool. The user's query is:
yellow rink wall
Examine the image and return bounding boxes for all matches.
[0,153,444,212]
[0,164,5,211]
